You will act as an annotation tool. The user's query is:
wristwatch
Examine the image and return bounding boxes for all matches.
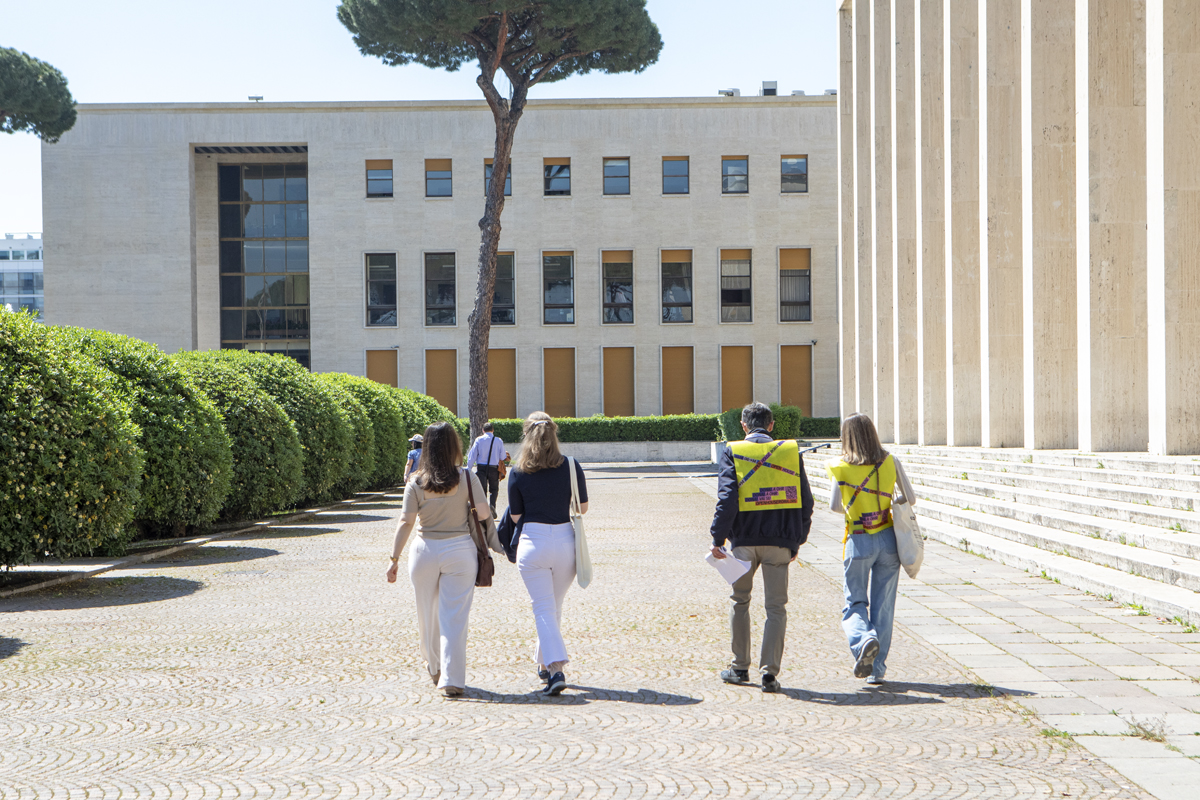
[389,556,399,564]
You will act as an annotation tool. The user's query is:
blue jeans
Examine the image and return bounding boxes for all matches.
[841,528,901,678]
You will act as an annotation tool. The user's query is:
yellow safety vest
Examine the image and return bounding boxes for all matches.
[827,456,897,540]
[730,439,805,512]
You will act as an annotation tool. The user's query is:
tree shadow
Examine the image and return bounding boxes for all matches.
[0,637,27,660]
[304,513,391,525]
[229,526,341,540]
[117,546,281,569]
[781,681,1034,706]
[462,685,702,706]
[0,576,203,612]
[583,465,681,475]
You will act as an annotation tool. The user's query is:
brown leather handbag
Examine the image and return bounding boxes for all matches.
[462,470,495,587]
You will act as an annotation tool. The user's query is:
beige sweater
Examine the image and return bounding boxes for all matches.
[393,470,504,556]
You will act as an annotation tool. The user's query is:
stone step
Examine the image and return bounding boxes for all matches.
[880,444,1200,477]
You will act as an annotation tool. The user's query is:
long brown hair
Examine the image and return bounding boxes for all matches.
[513,411,564,473]
[840,413,888,466]
[413,421,462,493]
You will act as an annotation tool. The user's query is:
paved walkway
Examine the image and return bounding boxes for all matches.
[0,463,1178,798]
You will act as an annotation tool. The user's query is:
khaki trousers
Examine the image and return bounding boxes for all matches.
[729,545,792,677]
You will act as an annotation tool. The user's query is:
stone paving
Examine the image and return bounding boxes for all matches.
[0,463,1164,798]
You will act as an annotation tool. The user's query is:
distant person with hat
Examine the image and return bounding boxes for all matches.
[708,402,813,693]
[403,434,423,484]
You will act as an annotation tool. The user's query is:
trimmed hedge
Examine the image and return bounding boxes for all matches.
[1,309,143,567]
[799,416,842,438]
[487,414,720,444]
[718,405,839,441]
[319,373,408,487]
[314,375,375,496]
[397,388,463,443]
[52,327,234,533]
[190,351,354,504]
[174,353,305,519]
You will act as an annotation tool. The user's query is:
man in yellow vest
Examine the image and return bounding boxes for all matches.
[709,402,813,692]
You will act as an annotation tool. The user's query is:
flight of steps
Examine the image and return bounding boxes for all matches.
[802,444,1200,626]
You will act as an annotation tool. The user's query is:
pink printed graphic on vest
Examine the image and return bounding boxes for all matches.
[746,485,799,507]
[858,508,892,530]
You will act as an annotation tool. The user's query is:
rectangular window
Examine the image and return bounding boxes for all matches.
[484,159,511,196]
[544,157,571,196]
[722,156,749,194]
[543,348,576,418]
[721,346,754,412]
[11,250,25,261]
[365,350,398,387]
[780,345,813,415]
[603,157,630,195]
[603,346,635,417]
[720,248,752,322]
[0,251,8,260]
[488,348,517,419]
[424,349,458,415]
[781,155,808,193]
[26,250,41,261]
[366,159,393,198]
[661,250,693,323]
[661,346,695,415]
[492,252,515,325]
[425,158,452,197]
[543,251,574,324]
[779,248,812,321]
[365,253,397,326]
[424,252,456,326]
[662,156,689,194]
[602,250,633,324]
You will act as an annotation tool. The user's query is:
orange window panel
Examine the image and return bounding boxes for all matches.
[603,347,635,417]
[780,345,813,416]
[602,250,633,263]
[661,249,692,263]
[365,159,392,170]
[661,346,694,415]
[365,350,398,388]
[487,348,517,420]
[543,348,576,418]
[425,158,452,171]
[543,157,571,166]
[721,346,754,412]
[779,248,811,270]
[424,349,458,416]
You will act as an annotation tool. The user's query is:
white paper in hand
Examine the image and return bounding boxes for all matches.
[706,547,752,585]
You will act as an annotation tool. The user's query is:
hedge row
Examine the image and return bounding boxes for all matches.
[482,409,841,445]
[717,404,842,440]
[0,309,459,568]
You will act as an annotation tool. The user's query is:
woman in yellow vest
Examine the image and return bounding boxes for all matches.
[826,413,917,684]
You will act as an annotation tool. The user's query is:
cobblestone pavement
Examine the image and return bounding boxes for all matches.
[1,464,1150,798]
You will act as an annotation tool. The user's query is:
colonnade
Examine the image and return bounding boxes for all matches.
[837,0,1199,454]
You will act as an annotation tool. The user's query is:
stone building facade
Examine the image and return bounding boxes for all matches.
[837,0,1198,454]
[42,96,839,420]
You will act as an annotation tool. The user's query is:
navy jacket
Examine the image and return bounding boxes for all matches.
[709,430,814,555]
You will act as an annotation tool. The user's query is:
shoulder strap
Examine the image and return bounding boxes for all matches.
[488,435,497,465]
[567,457,581,515]
[845,462,882,512]
[461,469,485,544]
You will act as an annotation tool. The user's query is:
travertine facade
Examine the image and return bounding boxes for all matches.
[42,96,839,420]
[838,0,1199,454]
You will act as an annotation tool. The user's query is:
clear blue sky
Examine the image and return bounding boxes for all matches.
[0,0,837,233]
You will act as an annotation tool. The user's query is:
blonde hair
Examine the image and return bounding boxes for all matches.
[514,411,564,473]
[840,413,888,465]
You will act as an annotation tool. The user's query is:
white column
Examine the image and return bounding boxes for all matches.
[893,0,919,444]
[855,0,875,417]
[873,0,895,441]
[839,3,858,422]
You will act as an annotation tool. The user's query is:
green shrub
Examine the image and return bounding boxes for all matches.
[487,414,720,444]
[174,353,305,519]
[397,388,462,443]
[799,416,842,438]
[769,403,803,440]
[717,408,743,441]
[0,309,143,567]
[52,327,233,534]
[320,374,408,487]
[190,351,354,504]
[313,375,375,495]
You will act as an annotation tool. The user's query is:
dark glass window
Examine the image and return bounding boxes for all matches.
[603,158,630,195]
[781,156,808,193]
[780,269,812,321]
[426,161,452,197]
[543,253,574,324]
[485,162,511,196]
[663,158,689,194]
[544,162,571,196]
[492,252,515,325]
[722,157,749,193]
[366,253,397,326]
[661,261,693,323]
[367,166,393,198]
[602,261,634,323]
[219,162,310,367]
[720,257,752,322]
[425,252,456,326]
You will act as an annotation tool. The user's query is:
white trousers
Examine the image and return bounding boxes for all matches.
[408,534,477,689]
[517,521,576,668]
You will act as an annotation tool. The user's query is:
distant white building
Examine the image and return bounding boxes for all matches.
[1,233,43,319]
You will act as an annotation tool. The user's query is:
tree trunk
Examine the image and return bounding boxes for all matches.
[467,109,523,441]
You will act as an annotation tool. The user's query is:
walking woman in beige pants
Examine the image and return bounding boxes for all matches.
[387,422,503,697]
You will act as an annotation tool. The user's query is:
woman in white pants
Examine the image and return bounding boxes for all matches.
[507,411,589,696]
[387,421,503,697]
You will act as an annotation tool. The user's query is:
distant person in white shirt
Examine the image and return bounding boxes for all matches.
[466,422,506,515]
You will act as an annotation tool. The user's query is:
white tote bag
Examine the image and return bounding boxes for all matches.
[568,457,592,588]
[892,495,924,579]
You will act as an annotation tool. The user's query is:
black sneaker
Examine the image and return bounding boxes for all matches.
[538,667,550,683]
[854,638,880,679]
[720,668,751,685]
[762,674,781,693]
[543,672,566,696]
